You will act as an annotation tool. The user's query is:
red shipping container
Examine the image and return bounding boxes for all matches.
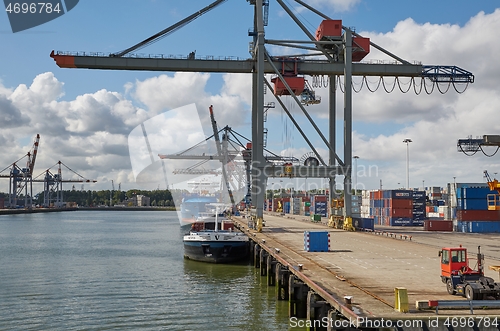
[313,195,328,202]
[424,220,453,232]
[391,208,413,218]
[457,210,500,221]
[389,198,413,209]
[315,19,342,40]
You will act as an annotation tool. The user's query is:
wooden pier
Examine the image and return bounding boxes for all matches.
[232,212,500,330]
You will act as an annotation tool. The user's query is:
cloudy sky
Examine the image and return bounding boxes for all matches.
[1,0,499,194]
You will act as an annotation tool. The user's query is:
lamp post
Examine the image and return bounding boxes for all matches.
[271,182,274,212]
[403,138,412,189]
[353,155,359,194]
[422,180,425,191]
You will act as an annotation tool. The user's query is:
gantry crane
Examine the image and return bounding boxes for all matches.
[50,0,474,230]
[32,161,96,208]
[0,134,40,209]
[160,105,298,209]
[458,135,500,156]
[457,136,500,210]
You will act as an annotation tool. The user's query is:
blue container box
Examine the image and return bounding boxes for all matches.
[352,217,375,231]
[389,217,413,226]
[412,219,424,226]
[463,199,488,211]
[284,202,290,213]
[463,187,494,200]
[465,221,500,233]
[304,231,330,252]
[412,191,425,200]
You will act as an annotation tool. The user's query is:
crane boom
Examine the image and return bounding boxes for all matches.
[209,105,235,208]
[111,0,226,57]
[27,134,40,175]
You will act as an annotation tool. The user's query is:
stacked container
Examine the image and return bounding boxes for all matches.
[455,184,500,233]
[351,195,362,218]
[361,190,371,218]
[383,190,413,226]
[304,200,311,216]
[291,198,301,215]
[370,190,383,225]
[311,195,328,217]
[412,191,426,226]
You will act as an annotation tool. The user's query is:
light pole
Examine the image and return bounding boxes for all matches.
[422,180,425,191]
[403,138,412,189]
[353,155,359,194]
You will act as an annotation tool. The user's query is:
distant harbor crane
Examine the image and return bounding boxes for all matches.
[0,134,40,209]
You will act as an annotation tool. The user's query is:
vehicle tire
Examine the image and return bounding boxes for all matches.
[446,279,456,295]
[465,285,478,300]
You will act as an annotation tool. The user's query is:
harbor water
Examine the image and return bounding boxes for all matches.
[0,210,297,330]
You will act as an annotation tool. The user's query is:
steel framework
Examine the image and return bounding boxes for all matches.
[50,1,474,227]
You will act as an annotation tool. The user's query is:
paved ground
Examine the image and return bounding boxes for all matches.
[234,212,500,318]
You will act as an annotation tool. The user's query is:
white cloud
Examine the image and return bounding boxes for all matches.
[2,9,500,193]
[304,0,361,12]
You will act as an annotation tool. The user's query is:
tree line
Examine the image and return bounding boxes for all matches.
[0,189,187,208]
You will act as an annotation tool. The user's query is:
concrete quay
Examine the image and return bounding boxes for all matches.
[232,212,500,330]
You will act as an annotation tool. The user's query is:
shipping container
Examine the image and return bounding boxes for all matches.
[391,208,413,218]
[352,217,374,231]
[424,220,453,231]
[412,191,426,200]
[457,210,500,221]
[389,199,412,209]
[304,231,330,252]
[457,198,488,211]
[385,190,413,199]
[389,217,413,226]
[284,202,290,214]
[456,183,489,199]
[413,200,425,207]
[462,187,494,199]
[413,219,424,226]
[456,221,500,233]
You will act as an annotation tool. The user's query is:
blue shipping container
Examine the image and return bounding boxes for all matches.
[389,217,413,226]
[304,231,330,252]
[412,191,426,200]
[463,187,494,200]
[284,202,290,214]
[352,217,375,231]
[463,199,488,211]
[413,219,424,226]
[456,221,500,233]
